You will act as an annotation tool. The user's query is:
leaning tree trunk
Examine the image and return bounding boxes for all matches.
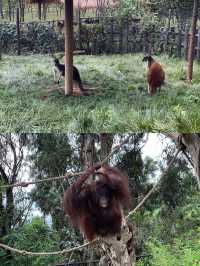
[187,0,198,82]
[166,133,200,190]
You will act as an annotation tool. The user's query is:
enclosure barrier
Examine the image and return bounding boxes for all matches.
[1,17,200,59]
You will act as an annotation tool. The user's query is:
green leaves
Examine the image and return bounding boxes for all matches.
[0,22,64,54]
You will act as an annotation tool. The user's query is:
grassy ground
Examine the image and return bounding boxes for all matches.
[0,53,200,132]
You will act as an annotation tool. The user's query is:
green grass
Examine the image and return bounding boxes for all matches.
[0,53,200,132]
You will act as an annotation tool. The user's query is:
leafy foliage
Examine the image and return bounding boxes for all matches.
[0,22,64,54]
[0,217,62,266]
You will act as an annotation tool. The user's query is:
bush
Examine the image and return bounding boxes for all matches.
[0,22,64,54]
[0,217,62,266]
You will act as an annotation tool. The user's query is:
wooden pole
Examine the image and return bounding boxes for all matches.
[64,0,73,96]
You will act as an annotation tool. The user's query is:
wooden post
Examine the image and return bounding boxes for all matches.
[64,0,73,95]
[16,7,21,56]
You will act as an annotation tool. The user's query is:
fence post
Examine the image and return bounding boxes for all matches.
[184,25,190,60]
[119,18,123,53]
[0,39,2,60]
[126,17,129,53]
[196,29,200,61]
[77,6,82,50]
[143,31,150,54]
[177,29,182,58]
[16,7,21,56]
[110,17,114,53]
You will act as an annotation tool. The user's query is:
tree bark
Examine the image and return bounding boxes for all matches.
[81,134,97,168]
[99,216,136,266]
[187,0,198,82]
[100,133,113,161]
[166,133,200,190]
[6,188,14,233]
[0,134,24,235]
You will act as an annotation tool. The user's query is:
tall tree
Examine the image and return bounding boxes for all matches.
[0,134,26,236]
[166,134,200,190]
[29,134,76,233]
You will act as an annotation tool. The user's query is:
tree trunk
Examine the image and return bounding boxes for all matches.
[0,191,6,236]
[6,188,14,233]
[187,0,198,82]
[166,133,200,190]
[81,134,97,168]
[100,133,113,161]
[99,216,136,266]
